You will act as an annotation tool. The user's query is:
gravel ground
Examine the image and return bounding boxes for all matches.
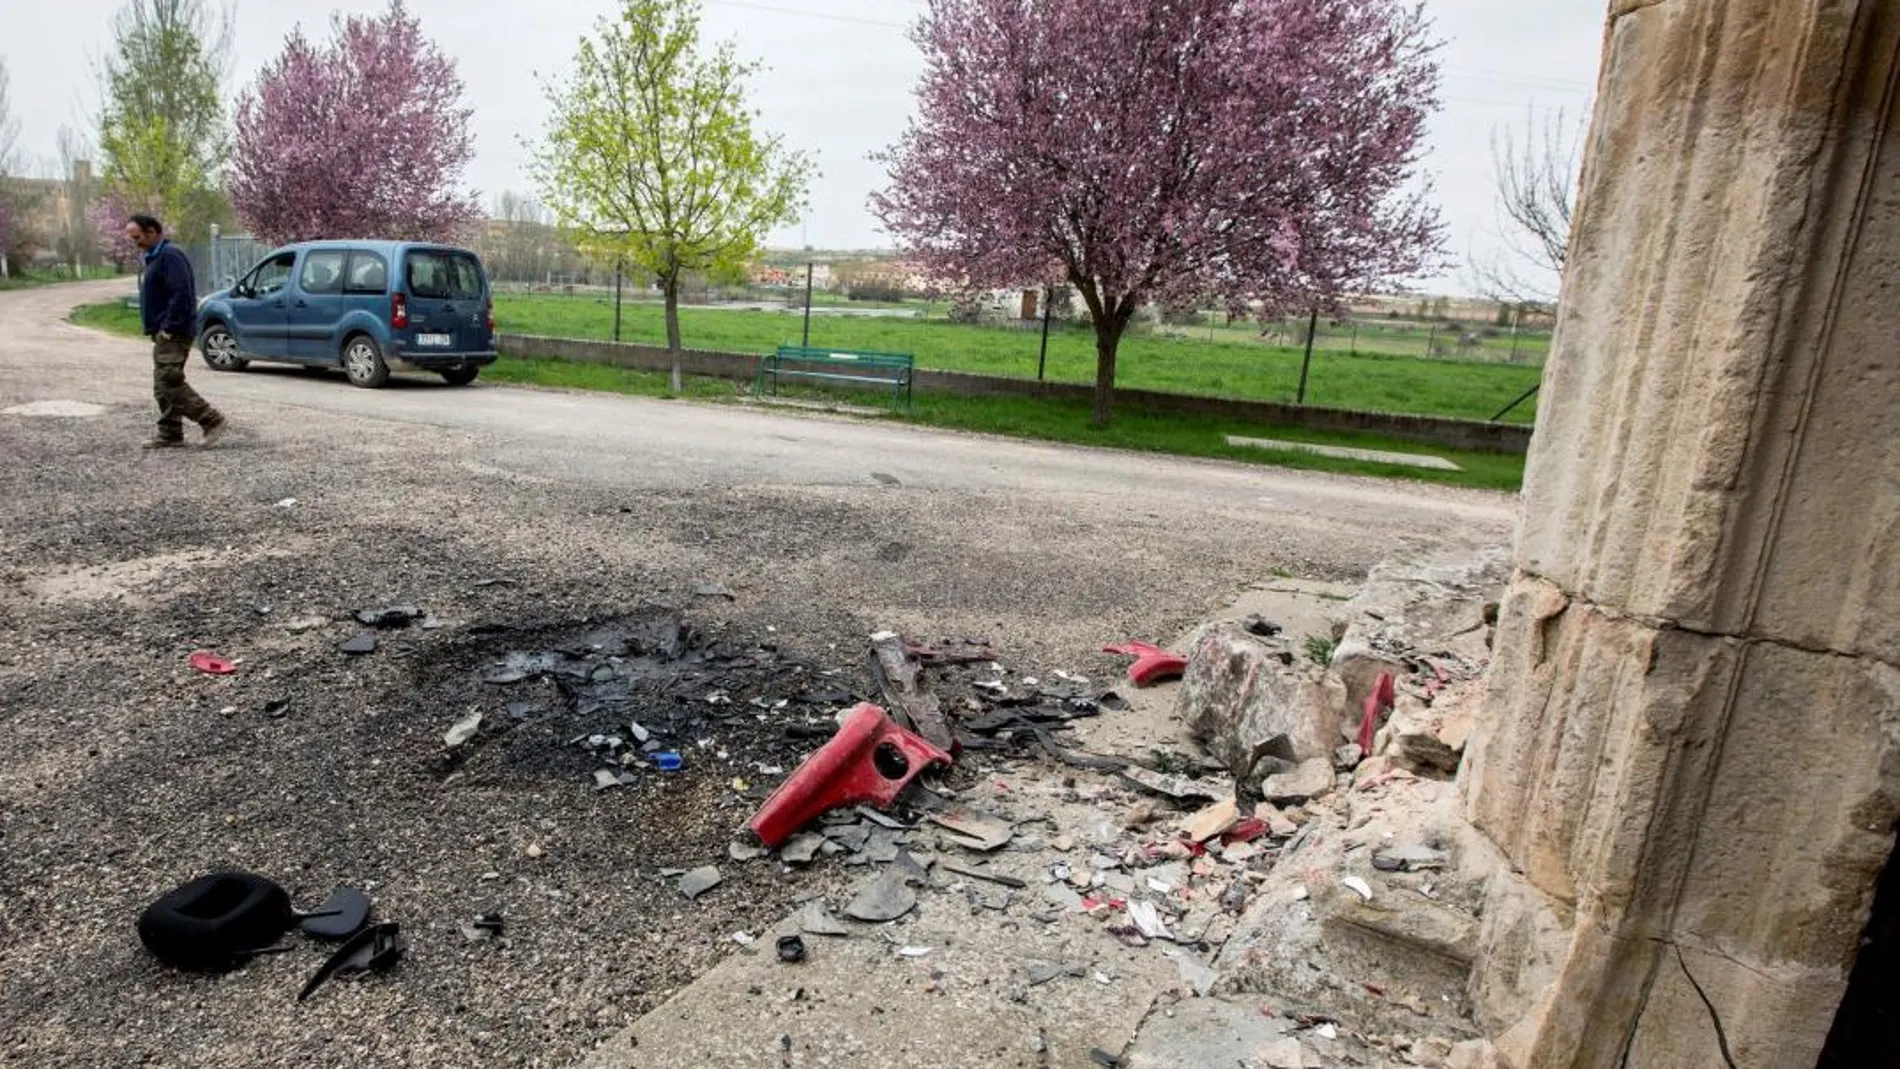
[0,282,1514,1068]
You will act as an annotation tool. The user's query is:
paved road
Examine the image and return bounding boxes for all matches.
[4,279,1513,529]
[0,279,1516,1069]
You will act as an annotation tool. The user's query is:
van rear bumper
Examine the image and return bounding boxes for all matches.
[391,350,498,371]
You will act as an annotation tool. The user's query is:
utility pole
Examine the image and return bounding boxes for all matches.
[613,259,623,343]
[802,262,815,348]
[1296,308,1319,404]
[1509,303,1523,362]
[1036,286,1053,381]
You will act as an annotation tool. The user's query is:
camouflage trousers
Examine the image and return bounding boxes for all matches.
[152,335,222,441]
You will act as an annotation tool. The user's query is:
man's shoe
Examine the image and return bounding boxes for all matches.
[201,419,230,447]
[142,437,186,450]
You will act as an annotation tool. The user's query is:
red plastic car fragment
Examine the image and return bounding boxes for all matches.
[188,651,237,676]
[1102,641,1187,687]
[747,703,953,848]
[1355,672,1397,754]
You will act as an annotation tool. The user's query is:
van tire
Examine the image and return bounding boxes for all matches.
[438,364,480,386]
[342,334,390,389]
[200,325,249,372]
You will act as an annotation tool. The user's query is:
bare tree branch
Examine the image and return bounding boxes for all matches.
[0,59,19,177]
[1468,104,1585,306]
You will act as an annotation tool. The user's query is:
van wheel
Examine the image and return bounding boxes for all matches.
[342,334,390,389]
[200,326,249,371]
[438,364,480,386]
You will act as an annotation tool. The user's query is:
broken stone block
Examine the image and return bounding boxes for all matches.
[1258,1036,1306,1068]
[1261,758,1335,804]
[1333,743,1364,770]
[1353,755,1401,789]
[1180,799,1240,843]
[1180,621,1346,770]
[1446,1040,1501,1069]
[1328,545,1509,712]
[1320,884,1479,967]
[1395,731,1463,776]
[1435,709,1477,754]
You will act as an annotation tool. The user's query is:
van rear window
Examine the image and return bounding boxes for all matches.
[405,250,485,300]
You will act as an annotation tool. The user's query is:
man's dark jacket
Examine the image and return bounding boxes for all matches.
[140,240,197,338]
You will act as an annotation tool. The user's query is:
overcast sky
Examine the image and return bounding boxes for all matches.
[1,0,1605,293]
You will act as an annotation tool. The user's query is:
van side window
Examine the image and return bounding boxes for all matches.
[344,251,389,295]
[299,251,347,295]
[247,253,296,297]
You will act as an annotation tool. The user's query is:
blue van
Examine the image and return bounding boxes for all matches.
[195,241,497,388]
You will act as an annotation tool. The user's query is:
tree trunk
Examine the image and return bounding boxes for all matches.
[662,272,683,394]
[1090,305,1130,427]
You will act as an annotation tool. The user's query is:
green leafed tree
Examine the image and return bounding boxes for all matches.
[533,0,814,392]
[97,0,232,242]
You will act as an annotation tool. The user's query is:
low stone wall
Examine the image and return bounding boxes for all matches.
[496,333,1535,456]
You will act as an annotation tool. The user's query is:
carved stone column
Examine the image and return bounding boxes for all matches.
[1462,2,1900,1065]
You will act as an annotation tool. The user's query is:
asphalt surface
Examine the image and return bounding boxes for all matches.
[0,279,1514,1068]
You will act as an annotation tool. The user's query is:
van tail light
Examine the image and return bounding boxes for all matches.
[391,293,409,329]
[485,297,495,332]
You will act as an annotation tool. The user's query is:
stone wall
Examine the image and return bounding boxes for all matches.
[1462,1,1900,1065]
[495,333,1535,456]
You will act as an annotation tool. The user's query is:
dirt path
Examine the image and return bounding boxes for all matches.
[0,281,1513,1068]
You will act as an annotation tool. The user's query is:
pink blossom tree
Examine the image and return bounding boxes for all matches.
[90,194,142,268]
[874,0,1445,424]
[228,0,479,245]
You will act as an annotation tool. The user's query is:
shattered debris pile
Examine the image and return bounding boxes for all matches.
[415,610,851,790]
[404,551,1517,1068]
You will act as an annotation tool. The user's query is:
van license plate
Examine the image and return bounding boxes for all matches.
[417,333,453,346]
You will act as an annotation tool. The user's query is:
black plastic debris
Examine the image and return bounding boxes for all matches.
[300,888,372,941]
[298,922,406,1002]
[338,633,378,656]
[263,698,293,719]
[353,605,422,629]
[776,935,807,964]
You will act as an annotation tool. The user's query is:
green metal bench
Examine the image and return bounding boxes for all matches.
[755,345,915,410]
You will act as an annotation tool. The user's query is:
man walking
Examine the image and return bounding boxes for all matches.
[125,214,228,449]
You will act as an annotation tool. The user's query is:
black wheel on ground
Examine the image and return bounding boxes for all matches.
[199,325,249,372]
[437,363,480,386]
[341,334,390,389]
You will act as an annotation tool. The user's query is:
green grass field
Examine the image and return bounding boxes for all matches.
[494,294,1545,425]
[70,300,144,333]
[482,354,1526,492]
[67,297,1527,491]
